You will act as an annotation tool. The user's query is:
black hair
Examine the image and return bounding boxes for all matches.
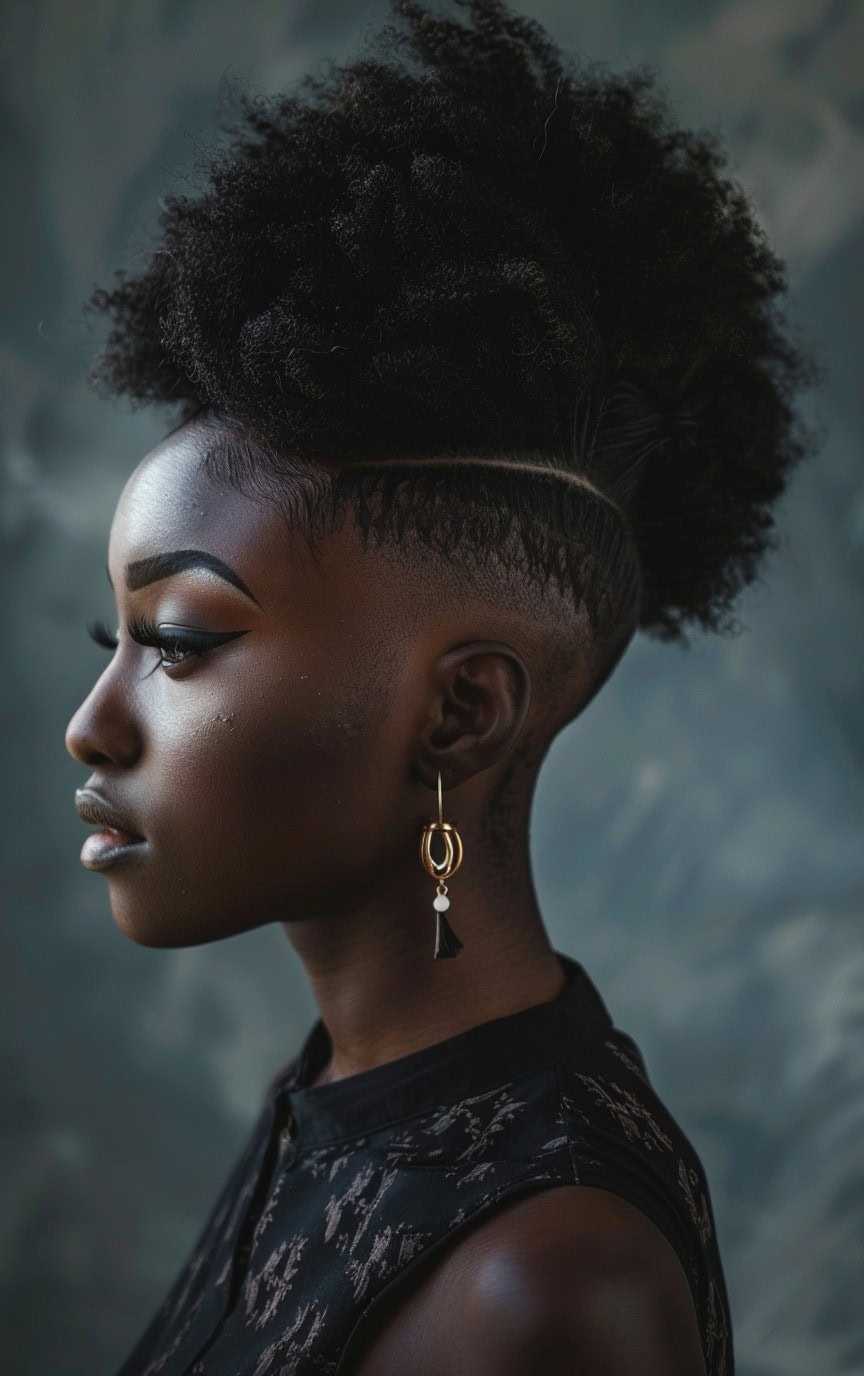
[84,0,822,714]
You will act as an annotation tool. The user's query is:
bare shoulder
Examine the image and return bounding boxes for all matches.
[350,1184,707,1375]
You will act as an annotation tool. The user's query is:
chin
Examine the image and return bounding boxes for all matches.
[108,891,269,946]
[108,897,234,949]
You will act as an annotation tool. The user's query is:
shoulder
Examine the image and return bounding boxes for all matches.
[429,1185,707,1375]
[463,1186,707,1374]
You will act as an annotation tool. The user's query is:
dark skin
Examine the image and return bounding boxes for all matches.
[350,1187,708,1375]
[65,413,707,1373]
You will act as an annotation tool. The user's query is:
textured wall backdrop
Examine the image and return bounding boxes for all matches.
[2,2,863,1374]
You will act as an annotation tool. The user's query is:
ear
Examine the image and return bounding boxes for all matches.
[415,640,532,792]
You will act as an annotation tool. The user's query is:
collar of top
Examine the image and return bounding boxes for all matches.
[269,950,614,1148]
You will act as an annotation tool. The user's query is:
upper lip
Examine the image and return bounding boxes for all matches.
[75,788,145,840]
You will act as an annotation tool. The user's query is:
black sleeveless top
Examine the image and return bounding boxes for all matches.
[114,951,734,1375]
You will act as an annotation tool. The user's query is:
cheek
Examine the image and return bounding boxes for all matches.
[107,645,412,942]
[149,672,392,869]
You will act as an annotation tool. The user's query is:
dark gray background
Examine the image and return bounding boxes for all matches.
[2,1,862,1373]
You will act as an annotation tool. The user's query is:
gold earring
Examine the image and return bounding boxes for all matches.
[420,770,464,959]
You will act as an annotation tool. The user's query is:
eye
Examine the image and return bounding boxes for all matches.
[87,616,248,670]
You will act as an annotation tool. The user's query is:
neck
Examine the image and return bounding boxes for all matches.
[282,852,565,1087]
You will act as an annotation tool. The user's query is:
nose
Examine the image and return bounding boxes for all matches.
[65,667,142,769]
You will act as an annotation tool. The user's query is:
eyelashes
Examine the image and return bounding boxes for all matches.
[87,615,248,670]
[87,617,122,651]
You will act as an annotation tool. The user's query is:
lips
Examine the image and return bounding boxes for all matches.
[75,788,145,842]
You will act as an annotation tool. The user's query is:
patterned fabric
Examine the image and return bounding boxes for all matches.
[114,952,734,1375]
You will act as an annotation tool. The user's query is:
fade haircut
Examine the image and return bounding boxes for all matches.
[84,0,821,731]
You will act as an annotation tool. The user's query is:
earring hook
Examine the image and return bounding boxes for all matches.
[437,769,443,824]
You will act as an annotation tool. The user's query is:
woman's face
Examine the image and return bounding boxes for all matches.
[65,416,424,947]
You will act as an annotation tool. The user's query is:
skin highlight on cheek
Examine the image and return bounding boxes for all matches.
[184,712,238,745]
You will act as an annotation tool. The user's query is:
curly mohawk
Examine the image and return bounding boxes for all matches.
[85,0,821,687]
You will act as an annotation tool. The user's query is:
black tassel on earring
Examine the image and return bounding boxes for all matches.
[420,771,465,959]
[433,882,464,959]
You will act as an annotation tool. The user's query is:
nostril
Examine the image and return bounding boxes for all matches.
[65,721,134,776]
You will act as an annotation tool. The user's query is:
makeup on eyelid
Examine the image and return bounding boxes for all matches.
[87,616,250,670]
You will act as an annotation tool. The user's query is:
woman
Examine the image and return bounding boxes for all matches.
[65,1,819,1372]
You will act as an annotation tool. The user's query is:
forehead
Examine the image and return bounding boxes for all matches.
[108,418,293,575]
[104,418,419,643]
[105,417,360,628]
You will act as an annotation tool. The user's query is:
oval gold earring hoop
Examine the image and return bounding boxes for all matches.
[419,770,465,959]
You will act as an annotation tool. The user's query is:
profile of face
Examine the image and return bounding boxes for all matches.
[65,415,535,950]
[65,417,418,947]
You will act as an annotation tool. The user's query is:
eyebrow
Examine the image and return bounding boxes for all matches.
[106,549,260,607]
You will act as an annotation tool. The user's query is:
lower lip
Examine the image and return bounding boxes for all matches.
[80,829,147,871]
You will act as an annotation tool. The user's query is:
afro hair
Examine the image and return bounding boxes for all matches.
[84,0,822,701]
